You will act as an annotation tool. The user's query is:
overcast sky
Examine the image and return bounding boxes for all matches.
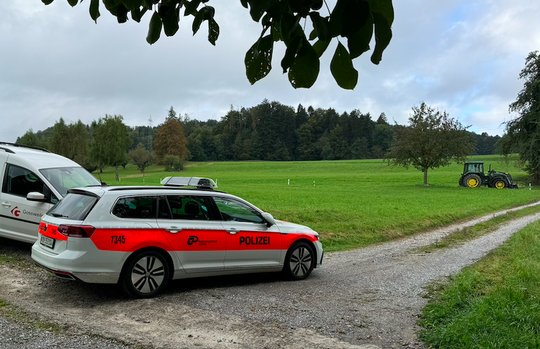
[1,1,539,142]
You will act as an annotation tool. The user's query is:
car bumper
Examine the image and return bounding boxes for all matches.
[31,240,124,284]
[314,240,324,267]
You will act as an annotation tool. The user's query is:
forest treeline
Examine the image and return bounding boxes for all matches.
[17,100,501,167]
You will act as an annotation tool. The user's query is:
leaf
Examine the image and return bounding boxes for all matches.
[245,34,274,85]
[116,3,129,23]
[89,0,100,22]
[146,11,162,44]
[67,0,79,7]
[370,12,392,64]
[131,7,147,22]
[280,36,301,72]
[369,0,393,64]
[288,40,320,88]
[347,13,373,59]
[246,0,272,22]
[120,0,141,11]
[159,2,179,36]
[309,12,330,42]
[331,42,358,89]
[192,10,203,35]
[41,0,55,5]
[184,0,201,16]
[208,18,220,45]
[312,39,330,58]
[369,0,394,25]
[342,0,370,37]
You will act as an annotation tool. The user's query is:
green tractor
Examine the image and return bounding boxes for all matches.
[459,161,518,189]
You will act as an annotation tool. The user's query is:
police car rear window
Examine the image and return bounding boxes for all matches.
[47,193,98,221]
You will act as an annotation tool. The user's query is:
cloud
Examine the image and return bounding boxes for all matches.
[1,0,539,142]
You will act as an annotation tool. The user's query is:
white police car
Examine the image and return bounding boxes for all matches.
[31,177,323,297]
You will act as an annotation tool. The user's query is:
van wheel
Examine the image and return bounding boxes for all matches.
[121,250,170,298]
[283,242,315,280]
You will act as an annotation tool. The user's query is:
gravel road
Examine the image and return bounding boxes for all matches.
[1,201,539,349]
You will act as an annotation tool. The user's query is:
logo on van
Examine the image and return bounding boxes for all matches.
[10,207,21,217]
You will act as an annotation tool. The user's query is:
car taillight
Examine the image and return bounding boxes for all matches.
[57,225,95,238]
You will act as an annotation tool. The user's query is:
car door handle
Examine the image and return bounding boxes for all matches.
[167,227,182,234]
[1,202,11,207]
[227,228,238,235]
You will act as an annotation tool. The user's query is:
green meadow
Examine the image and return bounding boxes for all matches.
[97,155,539,251]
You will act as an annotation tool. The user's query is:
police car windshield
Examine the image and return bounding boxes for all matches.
[40,167,100,197]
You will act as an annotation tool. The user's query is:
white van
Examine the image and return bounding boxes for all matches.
[0,143,101,243]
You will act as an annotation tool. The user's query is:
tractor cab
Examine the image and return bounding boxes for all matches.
[463,161,484,176]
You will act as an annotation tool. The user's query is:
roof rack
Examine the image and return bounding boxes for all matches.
[160,177,217,190]
[0,142,50,154]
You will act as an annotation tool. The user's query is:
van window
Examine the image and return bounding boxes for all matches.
[40,167,100,197]
[2,164,57,203]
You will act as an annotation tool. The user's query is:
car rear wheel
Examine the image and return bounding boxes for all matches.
[283,242,315,280]
[464,174,482,188]
[121,250,170,298]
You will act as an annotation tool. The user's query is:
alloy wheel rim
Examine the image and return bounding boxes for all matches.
[131,256,165,294]
[290,247,312,277]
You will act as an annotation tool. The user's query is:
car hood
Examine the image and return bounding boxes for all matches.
[275,220,318,236]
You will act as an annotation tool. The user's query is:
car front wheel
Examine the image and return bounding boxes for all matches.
[121,250,170,298]
[283,242,315,280]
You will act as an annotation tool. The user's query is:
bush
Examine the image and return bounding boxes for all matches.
[163,155,183,171]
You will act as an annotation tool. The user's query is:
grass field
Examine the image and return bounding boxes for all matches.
[96,155,539,251]
[419,220,540,348]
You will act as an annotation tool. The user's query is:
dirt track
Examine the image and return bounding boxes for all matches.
[1,201,539,349]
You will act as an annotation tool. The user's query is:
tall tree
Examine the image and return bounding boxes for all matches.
[154,107,189,166]
[387,103,474,186]
[505,51,540,183]
[90,115,130,180]
[40,0,394,89]
[49,118,72,157]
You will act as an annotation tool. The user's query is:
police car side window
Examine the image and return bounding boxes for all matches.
[112,196,157,219]
[2,164,56,203]
[213,197,264,224]
[164,195,218,221]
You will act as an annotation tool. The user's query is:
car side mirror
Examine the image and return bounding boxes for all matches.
[26,192,46,202]
[261,212,276,227]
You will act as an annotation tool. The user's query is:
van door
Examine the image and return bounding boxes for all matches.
[0,160,57,243]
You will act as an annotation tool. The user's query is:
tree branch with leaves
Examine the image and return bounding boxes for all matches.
[41,0,393,89]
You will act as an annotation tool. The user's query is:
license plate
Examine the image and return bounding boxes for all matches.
[40,235,55,249]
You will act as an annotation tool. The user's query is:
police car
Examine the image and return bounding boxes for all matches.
[31,177,323,298]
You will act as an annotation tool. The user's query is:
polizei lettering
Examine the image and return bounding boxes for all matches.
[239,236,270,245]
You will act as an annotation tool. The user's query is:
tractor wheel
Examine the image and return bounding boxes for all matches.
[464,174,482,188]
[492,179,507,189]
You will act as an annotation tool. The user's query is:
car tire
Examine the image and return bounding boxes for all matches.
[464,174,482,188]
[121,250,171,298]
[283,241,315,280]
